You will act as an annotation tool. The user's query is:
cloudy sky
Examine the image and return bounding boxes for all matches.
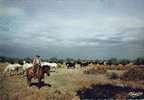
[0,0,144,59]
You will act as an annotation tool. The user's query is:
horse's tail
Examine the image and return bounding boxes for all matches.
[47,66,50,76]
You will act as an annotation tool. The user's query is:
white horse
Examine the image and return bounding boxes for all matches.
[4,63,22,75]
[41,62,57,71]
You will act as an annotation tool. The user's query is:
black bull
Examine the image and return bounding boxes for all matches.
[66,62,75,68]
[66,61,90,68]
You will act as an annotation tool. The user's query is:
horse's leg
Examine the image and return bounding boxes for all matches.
[22,69,24,75]
[15,69,17,75]
[44,73,47,83]
[9,70,11,76]
[19,68,21,75]
[12,70,14,76]
[54,66,56,71]
[22,70,25,76]
[17,68,19,75]
[38,78,42,89]
[15,68,17,75]
[14,70,16,75]
[47,72,50,76]
[7,70,10,76]
[27,77,31,88]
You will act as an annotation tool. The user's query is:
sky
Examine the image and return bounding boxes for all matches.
[0,0,144,59]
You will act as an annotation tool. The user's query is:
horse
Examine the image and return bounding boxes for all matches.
[26,65,50,88]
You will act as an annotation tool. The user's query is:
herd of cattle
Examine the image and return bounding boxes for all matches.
[3,60,93,76]
[3,61,58,76]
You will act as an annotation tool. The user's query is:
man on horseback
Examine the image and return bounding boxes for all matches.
[32,55,41,75]
[26,55,50,88]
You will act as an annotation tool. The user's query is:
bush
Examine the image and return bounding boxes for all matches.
[134,58,144,65]
[57,63,62,68]
[106,72,120,79]
[46,90,74,100]
[107,58,118,65]
[107,64,125,70]
[83,67,106,75]
[0,72,9,100]
[118,59,130,65]
[83,67,97,74]
[122,66,144,81]
[116,64,125,70]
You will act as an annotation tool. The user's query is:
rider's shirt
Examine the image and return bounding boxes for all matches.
[33,57,41,65]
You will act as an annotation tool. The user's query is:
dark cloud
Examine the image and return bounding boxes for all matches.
[0,0,144,58]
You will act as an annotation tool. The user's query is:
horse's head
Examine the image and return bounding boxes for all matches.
[42,65,50,76]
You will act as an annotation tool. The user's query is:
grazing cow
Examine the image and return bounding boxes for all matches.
[22,61,33,70]
[79,61,90,67]
[41,62,57,71]
[66,61,76,69]
[26,65,50,88]
[22,61,33,74]
[4,63,22,76]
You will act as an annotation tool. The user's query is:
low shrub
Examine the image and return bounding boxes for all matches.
[106,72,120,79]
[45,90,75,100]
[83,67,107,75]
[122,66,144,81]
[108,64,125,70]
[83,67,97,74]
[57,63,62,68]
[0,71,9,100]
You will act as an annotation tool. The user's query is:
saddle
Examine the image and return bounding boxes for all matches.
[33,64,40,78]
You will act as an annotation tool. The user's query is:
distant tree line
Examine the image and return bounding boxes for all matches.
[0,56,32,64]
[0,56,144,65]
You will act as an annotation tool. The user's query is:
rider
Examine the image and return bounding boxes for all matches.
[32,55,41,75]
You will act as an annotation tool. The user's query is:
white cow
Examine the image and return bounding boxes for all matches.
[41,62,57,71]
[22,62,33,71]
[17,61,33,75]
[4,63,22,75]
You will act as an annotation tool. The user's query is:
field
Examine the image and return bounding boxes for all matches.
[0,63,144,100]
